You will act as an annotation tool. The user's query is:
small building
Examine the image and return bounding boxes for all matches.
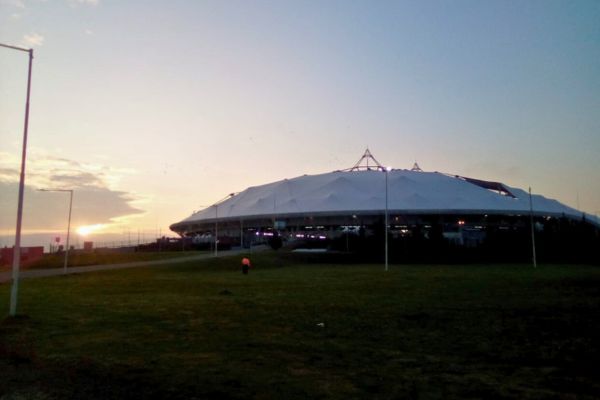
[0,246,45,266]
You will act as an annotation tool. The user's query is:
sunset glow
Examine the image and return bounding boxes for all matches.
[77,224,105,236]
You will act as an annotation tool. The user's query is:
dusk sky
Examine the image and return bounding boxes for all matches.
[1,0,599,246]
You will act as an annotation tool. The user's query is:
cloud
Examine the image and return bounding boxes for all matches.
[0,152,144,233]
[21,32,45,47]
[67,0,99,6]
[0,167,19,181]
[2,0,25,9]
[48,171,105,188]
[0,181,143,232]
[0,151,134,191]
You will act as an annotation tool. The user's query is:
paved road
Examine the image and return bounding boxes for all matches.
[0,247,263,283]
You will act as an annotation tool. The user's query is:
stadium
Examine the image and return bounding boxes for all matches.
[170,150,599,263]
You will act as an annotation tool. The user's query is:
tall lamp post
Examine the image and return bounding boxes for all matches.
[201,192,236,258]
[528,187,537,268]
[214,204,219,257]
[38,189,74,274]
[384,167,391,271]
[2,42,34,317]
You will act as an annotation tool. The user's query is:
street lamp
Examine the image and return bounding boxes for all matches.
[214,203,218,257]
[1,42,34,317]
[385,167,391,271]
[38,189,74,274]
[528,187,537,268]
[200,192,236,258]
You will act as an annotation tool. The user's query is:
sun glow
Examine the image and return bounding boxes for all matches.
[77,224,105,236]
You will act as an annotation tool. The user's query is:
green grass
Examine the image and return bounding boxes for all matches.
[1,253,599,399]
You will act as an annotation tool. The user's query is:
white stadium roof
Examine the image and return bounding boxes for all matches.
[172,168,598,230]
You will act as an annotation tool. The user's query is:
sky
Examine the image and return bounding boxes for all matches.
[1,0,599,247]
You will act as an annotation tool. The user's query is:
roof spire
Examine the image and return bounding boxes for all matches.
[411,162,423,172]
[344,148,385,171]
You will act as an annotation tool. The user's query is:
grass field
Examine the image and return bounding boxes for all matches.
[1,252,599,399]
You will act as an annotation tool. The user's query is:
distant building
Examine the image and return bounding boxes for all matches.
[0,246,44,266]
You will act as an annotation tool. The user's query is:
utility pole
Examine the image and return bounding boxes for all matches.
[529,187,537,268]
[2,43,34,316]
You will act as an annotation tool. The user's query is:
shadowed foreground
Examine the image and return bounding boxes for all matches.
[1,253,599,399]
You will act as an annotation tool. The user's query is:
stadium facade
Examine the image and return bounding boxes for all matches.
[170,151,599,262]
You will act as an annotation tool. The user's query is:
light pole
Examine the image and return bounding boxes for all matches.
[384,167,391,271]
[2,42,34,317]
[39,189,73,274]
[214,204,218,257]
[240,219,244,249]
[528,187,537,268]
[204,192,235,258]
